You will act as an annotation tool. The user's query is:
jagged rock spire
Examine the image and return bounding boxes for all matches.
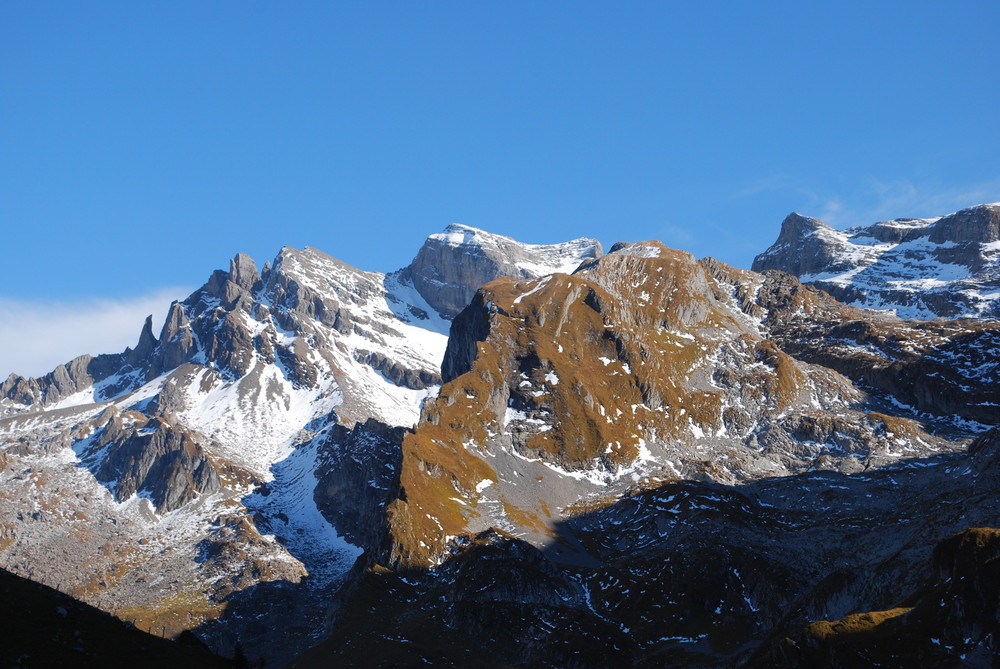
[133,315,158,359]
[229,252,261,289]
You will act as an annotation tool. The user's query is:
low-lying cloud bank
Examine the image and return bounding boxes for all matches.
[0,288,191,379]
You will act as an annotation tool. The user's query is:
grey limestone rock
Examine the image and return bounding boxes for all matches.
[751,212,857,277]
[85,412,222,513]
[313,418,405,553]
[440,290,494,384]
[355,350,441,390]
[403,224,602,319]
[1,373,41,406]
[158,301,198,370]
[130,315,158,361]
[929,202,1000,244]
[753,202,1000,319]
[228,252,261,289]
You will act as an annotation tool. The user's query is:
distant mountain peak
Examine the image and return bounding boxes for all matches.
[430,222,489,245]
[403,224,603,319]
[779,211,831,235]
[754,202,1000,318]
[752,212,854,278]
[4,217,999,667]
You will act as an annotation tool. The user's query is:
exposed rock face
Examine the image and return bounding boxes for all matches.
[355,350,442,390]
[741,267,1000,425]
[383,241,998,568]
[752,213,859,277]
[0,354,96,412]
[403,223,603,318]
[313,418,405,553]
[0,224,607,664]
[930,203,1000,244]
[79,409,222,514]
[3,216,999,668]
[752,202,1000,319]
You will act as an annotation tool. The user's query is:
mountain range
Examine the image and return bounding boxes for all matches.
[752,202,1000,319]
[1,207,998,667]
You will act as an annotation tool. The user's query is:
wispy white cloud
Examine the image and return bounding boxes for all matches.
[0,288,191,379]
[728,174,800,200]
[656,222,695,248]
[731,174,1000,229]
[823,177,1000,228]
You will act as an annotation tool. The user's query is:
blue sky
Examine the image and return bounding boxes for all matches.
[2,1,999,375]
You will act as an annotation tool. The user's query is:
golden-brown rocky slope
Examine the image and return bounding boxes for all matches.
[383,241,997,568]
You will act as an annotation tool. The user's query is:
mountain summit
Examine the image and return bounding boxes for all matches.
[0,224,603,663]
[2,216,998,667]
[753,202,1000,318]
[403,224,602,318]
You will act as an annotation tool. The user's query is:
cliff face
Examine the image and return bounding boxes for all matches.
[382,241,998,569]
[752,202,1000,319]
[82,410,222,514]
[5,217,999,668]
[403,224,602,319]
[0,225,609,665]
[751,213,860,277]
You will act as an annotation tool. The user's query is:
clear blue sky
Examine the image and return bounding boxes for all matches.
[1,1,999,374]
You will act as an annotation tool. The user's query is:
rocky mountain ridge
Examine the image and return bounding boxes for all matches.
[752,202,1000,319]
[383,240,997,569]
[403,223,603,319]
[301,429,1000,668]
[0,227,600,664]
[2,213,998,667]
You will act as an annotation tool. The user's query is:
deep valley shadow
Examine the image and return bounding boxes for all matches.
[288,429,1000,668]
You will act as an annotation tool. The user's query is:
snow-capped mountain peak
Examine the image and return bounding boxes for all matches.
[429,223,601,274]
[405,224,603,318]
[753,202,1000,318]
[3,215,998,666]
[0,225,609,661]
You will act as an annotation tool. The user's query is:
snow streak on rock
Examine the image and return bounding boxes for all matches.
[753,202,1000,319]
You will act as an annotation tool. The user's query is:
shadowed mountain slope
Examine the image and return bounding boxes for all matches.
[0,566,231,669]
